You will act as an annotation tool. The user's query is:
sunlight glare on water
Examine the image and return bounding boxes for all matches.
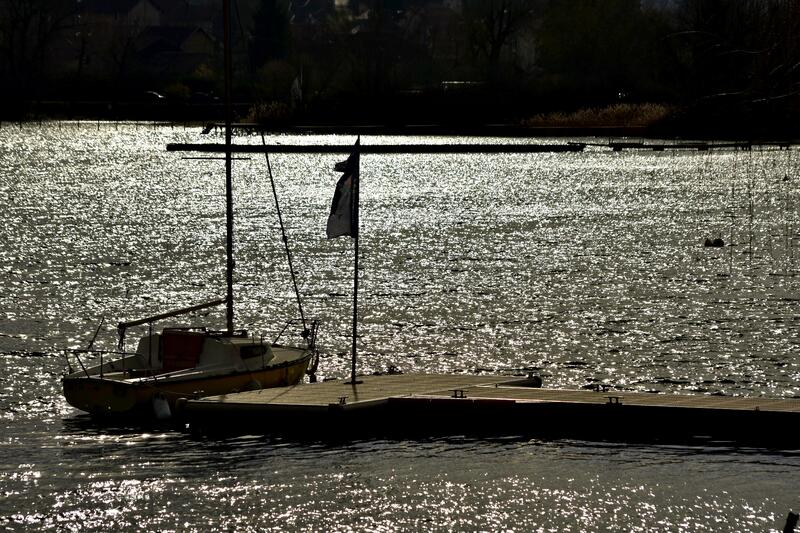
[1,123,799,531]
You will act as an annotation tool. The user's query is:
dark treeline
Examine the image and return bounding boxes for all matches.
[0,0,798,135]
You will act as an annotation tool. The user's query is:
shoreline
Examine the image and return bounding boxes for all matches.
[2,101,798,141]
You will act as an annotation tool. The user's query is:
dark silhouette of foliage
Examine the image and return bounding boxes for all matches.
[537,0,667,104]
[1,0,798,133]
[462,0,537,83]
[0,0,76,100]
[662,0,800,133]
[249,0,291,69]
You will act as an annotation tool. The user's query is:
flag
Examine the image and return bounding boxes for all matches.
[326,138,360,239]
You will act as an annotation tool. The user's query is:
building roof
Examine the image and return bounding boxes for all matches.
[137,25,215,55]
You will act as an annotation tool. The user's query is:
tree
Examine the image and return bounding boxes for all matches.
[536,0,665,105]
[0,0,76,102]
[462,0,537,83]
[668,0,800,103]
[249,0,290,71]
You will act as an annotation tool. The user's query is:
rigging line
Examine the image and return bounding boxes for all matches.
[260,134,308,334]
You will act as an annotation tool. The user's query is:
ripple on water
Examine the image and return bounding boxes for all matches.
[1,124,799,530]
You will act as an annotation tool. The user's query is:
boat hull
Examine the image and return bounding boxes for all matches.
[63,353,311,418]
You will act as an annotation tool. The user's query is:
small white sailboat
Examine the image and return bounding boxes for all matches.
[61,0,316,420]
[62,302,317,419]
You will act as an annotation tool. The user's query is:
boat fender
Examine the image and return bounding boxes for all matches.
[245,379,262,391]
[519,373,543,388]
[152,394,171,420]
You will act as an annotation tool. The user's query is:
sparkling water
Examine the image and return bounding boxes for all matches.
[1,123,798,531]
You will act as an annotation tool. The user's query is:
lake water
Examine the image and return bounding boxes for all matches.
[1,123,798,531]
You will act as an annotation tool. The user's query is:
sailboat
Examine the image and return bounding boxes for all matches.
[61,0,316,419]
[61,303,317,419]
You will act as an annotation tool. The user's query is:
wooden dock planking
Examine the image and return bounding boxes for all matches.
[419,385,800,413]
[179,374,800,444]
[188,374,513,408]
[186,374,800,412]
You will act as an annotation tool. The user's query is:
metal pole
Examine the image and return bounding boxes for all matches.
[350,147,360,385]
[223,0,235,333]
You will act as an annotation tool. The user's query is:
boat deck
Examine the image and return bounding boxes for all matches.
[178,374,800,445]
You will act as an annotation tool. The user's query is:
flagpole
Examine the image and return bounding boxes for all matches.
[350,166,359,385]
[326,137,361,385]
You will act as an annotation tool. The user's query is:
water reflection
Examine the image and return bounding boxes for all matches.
[12,432,789,530]
[1,124,798,530]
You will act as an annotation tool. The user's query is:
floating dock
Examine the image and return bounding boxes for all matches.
[166,142,586,154]
[178,374,800,446]
[578,140,794,151]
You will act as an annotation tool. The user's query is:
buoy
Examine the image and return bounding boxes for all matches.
[245,379,262,391]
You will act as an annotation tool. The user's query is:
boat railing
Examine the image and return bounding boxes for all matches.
[63,348,134,379]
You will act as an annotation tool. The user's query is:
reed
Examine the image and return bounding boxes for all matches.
[522,103,673,128]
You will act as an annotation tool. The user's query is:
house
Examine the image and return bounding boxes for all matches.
[138,26,216,57]
[137,26,217,76]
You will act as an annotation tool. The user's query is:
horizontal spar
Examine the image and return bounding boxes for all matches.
[166,143,586,154]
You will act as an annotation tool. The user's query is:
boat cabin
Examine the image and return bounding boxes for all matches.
[134,329,274,374]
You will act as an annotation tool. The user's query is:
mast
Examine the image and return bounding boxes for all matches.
[223,0,234,333]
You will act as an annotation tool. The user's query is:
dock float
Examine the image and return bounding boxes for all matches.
[577,140,794,151]
[178,374,800,446]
